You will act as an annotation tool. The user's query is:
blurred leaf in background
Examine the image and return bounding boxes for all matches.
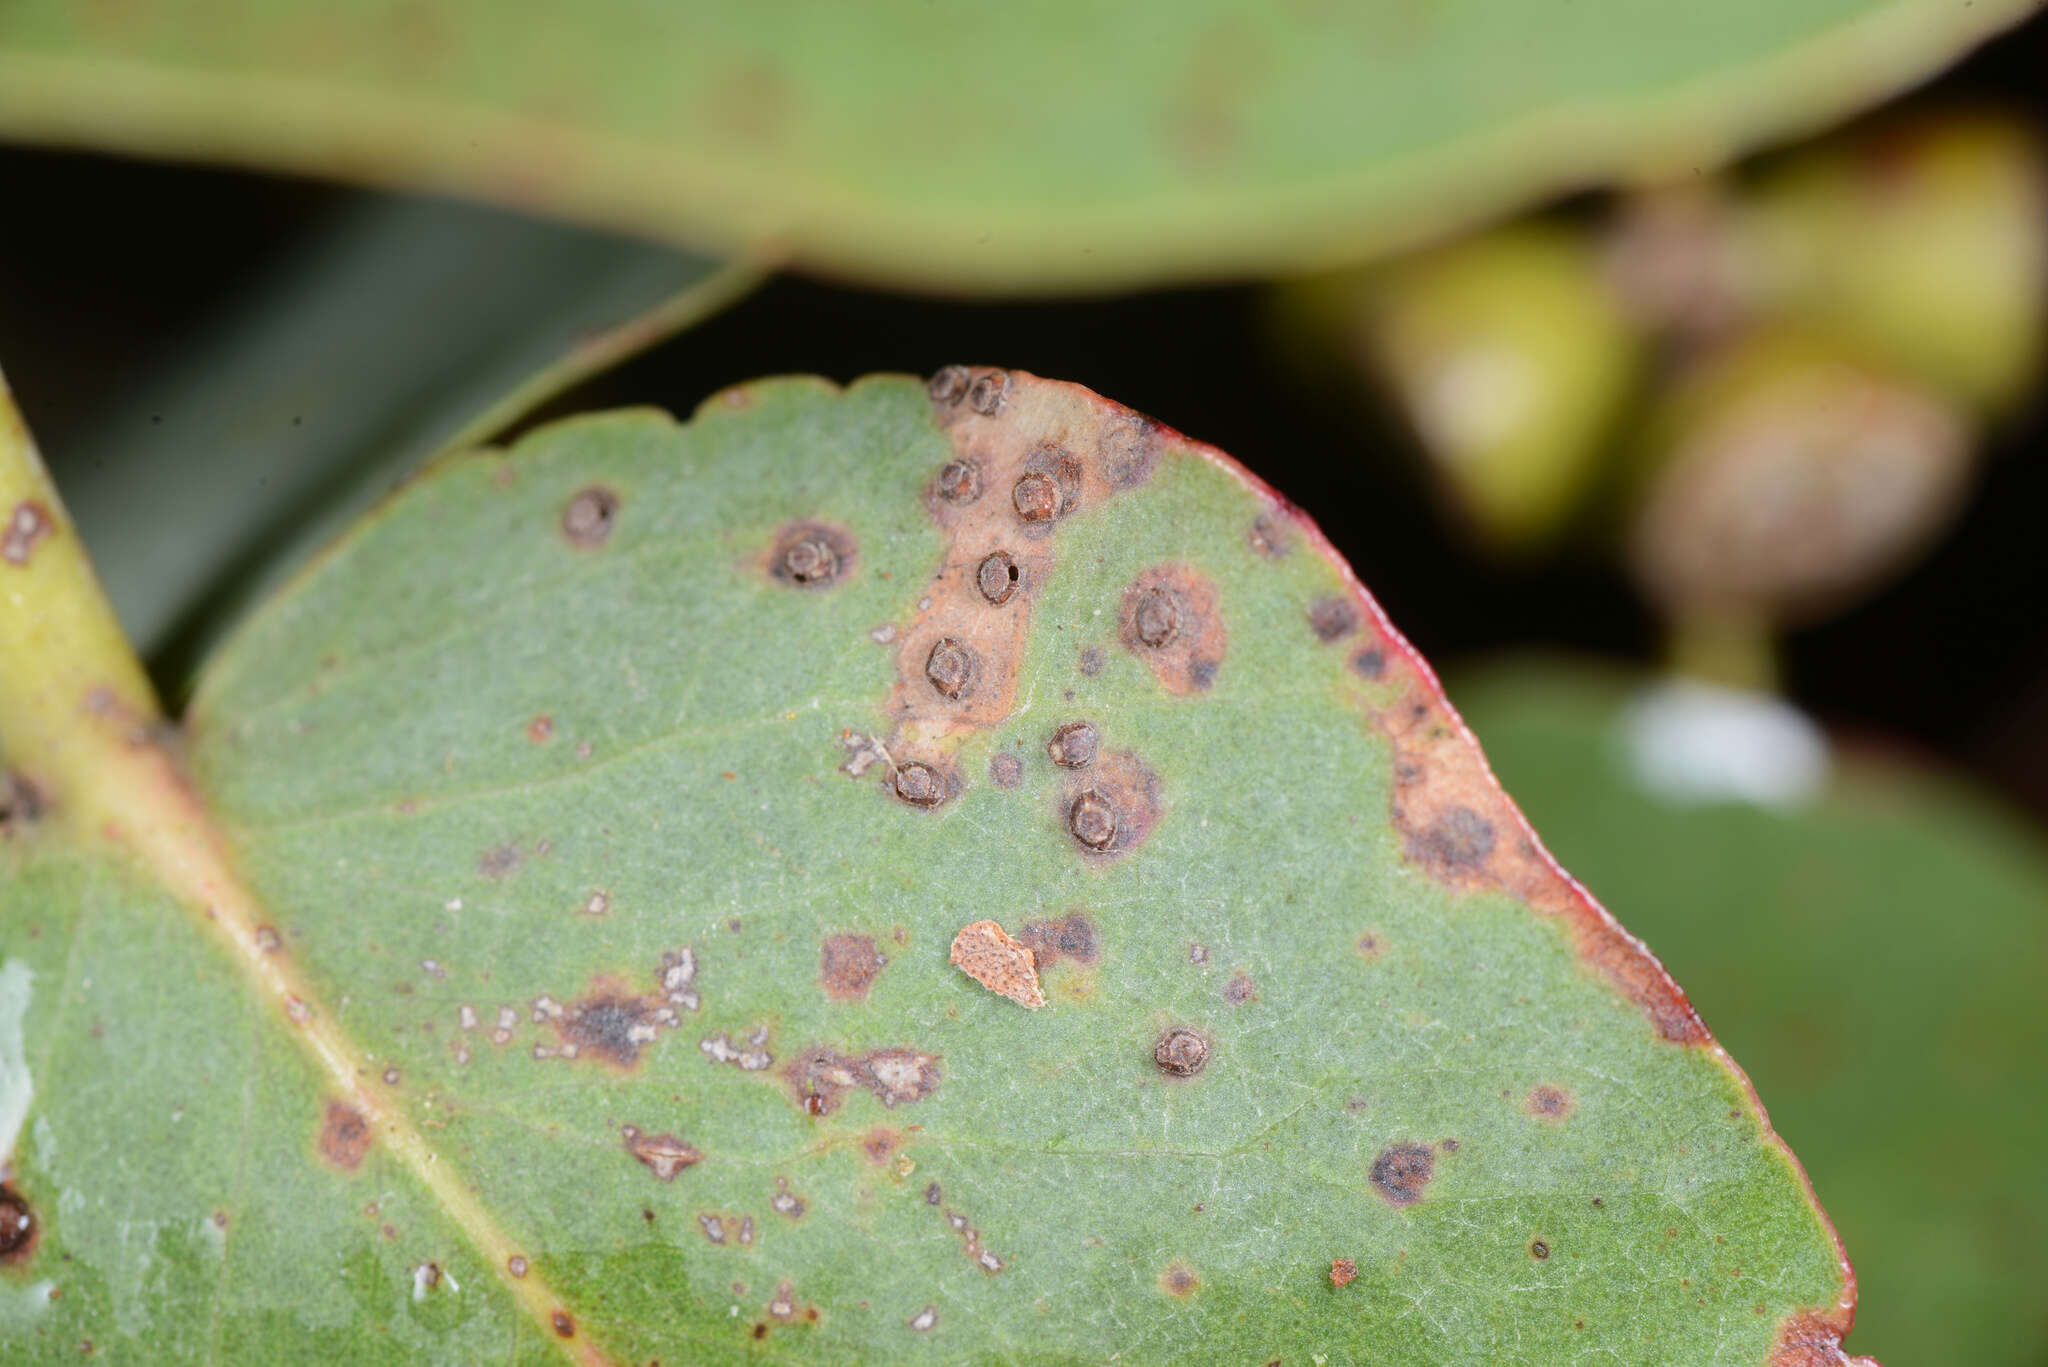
[0,1,2036,291]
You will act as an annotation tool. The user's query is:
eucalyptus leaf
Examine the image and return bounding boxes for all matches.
[4,374,1858,1363]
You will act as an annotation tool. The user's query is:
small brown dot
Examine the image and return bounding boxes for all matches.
[1308,598,1358,642]
[936,459,981,503]
[1068,790,1118,849]
[561,487,618,548]
[893,763,947,808]
[1530,1240,1550,1260]
[976,550,1021,604]
[1046,721,1098,769]
[508,1255,528,1278]
[968,369,1010,415]
[1133,586,1182,648]
[929,366,971,404]
[1078,646,1104,676]
[988,753,1023,789]
[782,534,839,586]
[1154,1027,1209,1077]
[1013,471,1061,522]
[925,638,976,699]
[551,1310,575,1338]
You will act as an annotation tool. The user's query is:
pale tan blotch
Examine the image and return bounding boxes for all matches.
[1369,645,1707,1044]
[1119,563,1226,693]
[948,919,1045,1009]
[871,369,1165,769]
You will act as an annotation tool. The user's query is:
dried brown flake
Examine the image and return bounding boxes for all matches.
[1329,1257,1357,1288]
[621,1125,702,1180]
[820,934,886,1002]
[949,920,1044,1009]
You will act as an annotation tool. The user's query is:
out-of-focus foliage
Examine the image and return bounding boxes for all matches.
[1277,110,2046,616]
[0,1,2035,291]
[1274,226,1640,553]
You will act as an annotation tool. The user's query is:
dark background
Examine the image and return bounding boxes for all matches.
[1,12,2042,817]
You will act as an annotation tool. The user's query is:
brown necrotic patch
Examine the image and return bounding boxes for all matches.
[621,1125,702,1180]
[1013,912,1099,969]
[949,920,1044,1008]
[548,984,666,1068]
[1410,805,1496,874]
[1158,1261,1200,1297]
[1375,675,1708,1044]
[889,757,954,809]
[1153,1026,1209,1077]
[476,842,523,879]
[318,1101,372,1172]
[1222,971,1256,1006]
[2,501,54,566]
[0,1185,37,1264]
[783,1046,940,1116]
[1525,1084,1576,1122]
[987,751,1023,789]
[1369,1143,1436,1206]
[934,457,981,505]
[559,486,618,548]
[1308,597,1359,642]
[878,371,1167,766]
[1329,1257,1357,1288]
[1061,750,1162,859]
[1045,720,1098,769]
[820,934,886,1001]
[769,520,855,589]
[1119,564,1225,692]
[535,952,695,1067]
[1768,1311,1861,1367]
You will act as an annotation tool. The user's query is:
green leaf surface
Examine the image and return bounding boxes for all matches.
[0,2,2036,291]
[1452,659,2048,1366]
[5,374,1854,1363]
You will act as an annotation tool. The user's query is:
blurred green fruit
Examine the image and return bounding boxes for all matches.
[1627,329,1974,626]
[1278,224,1641,554]
[1454,657,2048,1367]
[1742,110,2047,413]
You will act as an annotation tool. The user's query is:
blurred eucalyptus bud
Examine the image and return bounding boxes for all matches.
[1740,110,2047,413]
[1628,329,1975,629]
[1275,223,1640,554]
